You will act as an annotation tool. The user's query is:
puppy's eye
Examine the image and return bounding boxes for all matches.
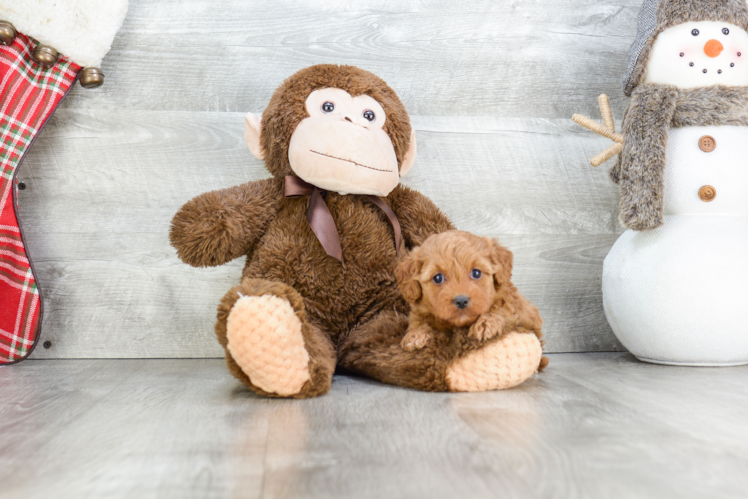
[432,273,444,285]
[692,29,700,36]
[471,269,482,279]
[321,102,335,113]
[363,110,375,122]
[723,28,730,35]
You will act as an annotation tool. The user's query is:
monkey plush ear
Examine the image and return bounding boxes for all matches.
[399,129,417,177]
[487,238,514,290]
[395,248,423,302]
[244,112,264,160]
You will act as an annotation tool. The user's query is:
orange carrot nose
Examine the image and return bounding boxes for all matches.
[704,39,724,57]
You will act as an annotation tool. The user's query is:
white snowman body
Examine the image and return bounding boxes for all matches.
[604,21,748,365]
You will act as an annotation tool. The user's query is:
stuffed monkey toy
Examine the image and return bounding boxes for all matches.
[170,65,543,397]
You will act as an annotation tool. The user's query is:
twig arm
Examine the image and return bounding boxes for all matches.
[591,142,623,167]
[572,114,623,143]
[572,94,624,167]
[598,94,615,131]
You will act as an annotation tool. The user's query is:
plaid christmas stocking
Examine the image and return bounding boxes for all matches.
[0,1,127,363]
[0,33,80,363]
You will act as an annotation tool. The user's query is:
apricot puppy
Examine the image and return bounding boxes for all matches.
[396,230,545,360]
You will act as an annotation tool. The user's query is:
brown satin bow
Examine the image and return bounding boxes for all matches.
[284,176,402,263]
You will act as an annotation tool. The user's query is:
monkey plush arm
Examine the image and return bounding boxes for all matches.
[387,185,454,249]
[170,178,282,267]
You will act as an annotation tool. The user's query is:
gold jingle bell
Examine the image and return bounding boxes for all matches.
[31,44,59,67]
[79,67,105,89]
[0,20,17,45]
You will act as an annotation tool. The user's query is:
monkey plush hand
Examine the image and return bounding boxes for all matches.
[170,65,543,397]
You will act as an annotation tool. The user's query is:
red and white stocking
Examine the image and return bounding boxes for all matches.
[0,1,127,363]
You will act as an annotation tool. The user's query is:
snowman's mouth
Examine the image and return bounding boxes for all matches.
[683,50,742,75]
[686,60,725,75]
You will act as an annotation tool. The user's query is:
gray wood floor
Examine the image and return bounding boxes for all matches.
[17,0,646,359]
[2,354,748,498]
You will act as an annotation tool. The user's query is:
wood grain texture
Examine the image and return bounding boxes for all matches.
[59,0,640,120]
[3,356,748,497]
[15,0,643,358]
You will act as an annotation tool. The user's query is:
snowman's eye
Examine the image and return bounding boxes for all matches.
[692,29,700,36]
[723,28,730,35]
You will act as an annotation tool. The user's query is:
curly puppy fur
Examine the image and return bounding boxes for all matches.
[170,64,455,397]
[613,84,748,230]
[624,0,748,96]
[395,230,548,370]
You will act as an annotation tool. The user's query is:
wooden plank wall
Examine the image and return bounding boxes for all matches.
[21,0,641,359]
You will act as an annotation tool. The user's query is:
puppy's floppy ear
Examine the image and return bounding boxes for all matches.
[487,237,513,289]
[395,248,423,302]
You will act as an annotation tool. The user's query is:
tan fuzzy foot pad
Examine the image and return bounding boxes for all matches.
[226,295,310,396]
[447,332,542,392]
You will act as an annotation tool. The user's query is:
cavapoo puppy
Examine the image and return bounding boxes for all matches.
[396,230,547,368]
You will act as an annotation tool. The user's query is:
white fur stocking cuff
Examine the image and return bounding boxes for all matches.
[0,0,128,67]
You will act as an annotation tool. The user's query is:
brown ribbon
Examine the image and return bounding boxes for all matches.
[284,176,402,263]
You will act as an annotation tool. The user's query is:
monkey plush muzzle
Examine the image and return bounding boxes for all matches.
[289,118,399,197]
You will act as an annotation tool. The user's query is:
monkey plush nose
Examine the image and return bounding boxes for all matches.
[704,39,724,58]
[453,295,470,309]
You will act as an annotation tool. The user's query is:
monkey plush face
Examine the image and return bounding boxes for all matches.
[244,65,416,197]
[287,88,399,196]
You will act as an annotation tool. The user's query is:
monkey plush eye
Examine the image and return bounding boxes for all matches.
[321,102,335,113]
[692,29,700,36]
[363,110,376,122]
[432,273,444,285]
[471,269,482,279]
[723,28,730,35]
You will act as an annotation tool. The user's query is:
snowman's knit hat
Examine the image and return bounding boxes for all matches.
[623,0,748,96]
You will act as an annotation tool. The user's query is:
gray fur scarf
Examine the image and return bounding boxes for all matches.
[611,84,748,230]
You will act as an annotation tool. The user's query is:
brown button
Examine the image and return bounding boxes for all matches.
[699,135,716,152]
[699,185,717,202]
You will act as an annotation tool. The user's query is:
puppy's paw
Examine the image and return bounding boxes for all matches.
[401,327,431,351]
[469,313,505,342]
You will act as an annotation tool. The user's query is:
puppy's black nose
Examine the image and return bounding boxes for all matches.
[453,295,470,309]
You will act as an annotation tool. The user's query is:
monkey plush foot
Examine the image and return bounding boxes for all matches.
[446,332,542,392]
[226,295,310,396]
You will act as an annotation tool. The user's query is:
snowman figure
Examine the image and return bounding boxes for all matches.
[577,0,748,365]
